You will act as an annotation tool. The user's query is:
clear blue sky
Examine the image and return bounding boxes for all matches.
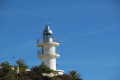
[0,0,120,80]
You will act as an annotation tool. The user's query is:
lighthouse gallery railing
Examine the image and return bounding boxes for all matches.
[38,50,60,56]
[37,38,59,44]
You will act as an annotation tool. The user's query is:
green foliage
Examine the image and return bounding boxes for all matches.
[28,64,53,80]
[0,67,9,77]
[0,69,31,80]
[0,60,83,80]
[1,61,11,68]
[39,63,53,73]
[68,70,83,80]
[0,62,11,78]
[16,58,28,72]
[42,76,54,80]
[2,70,17,80]
[17,71,31,80]
[29,66,43,80]
[57,70,83,80]
[31,66,43,74]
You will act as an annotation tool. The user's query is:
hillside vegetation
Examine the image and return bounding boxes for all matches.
[0,59,83,80]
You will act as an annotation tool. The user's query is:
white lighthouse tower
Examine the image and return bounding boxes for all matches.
[37,24,64,75]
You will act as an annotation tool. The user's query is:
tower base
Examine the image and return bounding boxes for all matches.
[42,70,64,77]
[53,70,64,75]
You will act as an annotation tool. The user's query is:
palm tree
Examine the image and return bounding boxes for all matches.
[68,70,83,80]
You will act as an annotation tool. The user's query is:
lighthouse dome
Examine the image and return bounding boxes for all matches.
[43,25,53,35]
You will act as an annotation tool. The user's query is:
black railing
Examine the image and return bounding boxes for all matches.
[37,50,59,56]
[37,38,59,44]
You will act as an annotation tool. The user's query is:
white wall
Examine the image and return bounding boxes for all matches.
[42,57,56,70]
[43,45,55,54]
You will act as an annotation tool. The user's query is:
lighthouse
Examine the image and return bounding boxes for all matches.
[37,24,64,75]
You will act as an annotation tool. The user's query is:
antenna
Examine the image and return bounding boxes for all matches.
[13,57,15,66]
[38,18,39,39]
[46,22,50,26]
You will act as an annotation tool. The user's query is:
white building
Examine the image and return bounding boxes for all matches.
[37,24,64,75]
